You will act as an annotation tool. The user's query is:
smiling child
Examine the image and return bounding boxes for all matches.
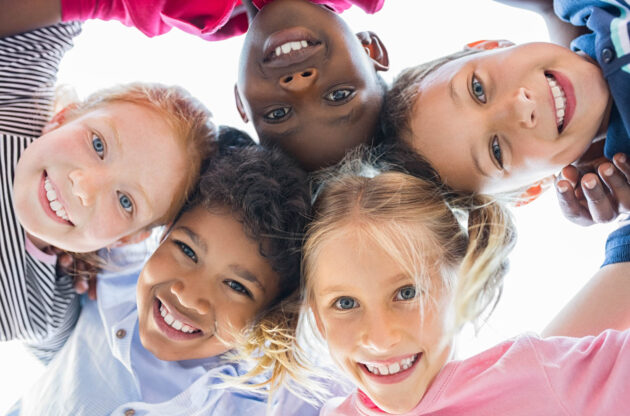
[0,23,215,362]
[294,149,630,415]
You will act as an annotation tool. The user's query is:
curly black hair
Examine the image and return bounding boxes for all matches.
[186,127,311,300]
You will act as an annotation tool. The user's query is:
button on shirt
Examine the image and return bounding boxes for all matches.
[17,239,342,415]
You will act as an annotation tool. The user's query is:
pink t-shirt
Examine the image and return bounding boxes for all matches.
[61,0,384,41]
[322,330,630,416]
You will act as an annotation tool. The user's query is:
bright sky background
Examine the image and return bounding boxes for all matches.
[0,0,619,412]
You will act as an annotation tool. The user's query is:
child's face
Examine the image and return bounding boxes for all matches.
[236,0,387,170]
[311,229,452,414]
[13,102,188,252]
[136,206,280,361]
[408,43,610,194]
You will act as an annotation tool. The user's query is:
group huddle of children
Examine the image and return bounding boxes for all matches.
[1,0,630,415]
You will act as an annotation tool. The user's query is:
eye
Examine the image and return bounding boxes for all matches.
[264,107,291,122]
[92,134,105,158]
[224,280,252,298]
[173,240,197,263]
[333,296,359,310]
[491,136,504,169]
[325,88,354,103]
[117,192,133,213]
[471,75,487,104]
[394,286,417,301]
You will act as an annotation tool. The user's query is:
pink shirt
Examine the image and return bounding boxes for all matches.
[61,0,384,41]
[322,330,630,416]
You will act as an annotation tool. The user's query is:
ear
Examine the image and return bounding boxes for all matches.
[234,84,249,123]
[356,31,389,72]
[42,103,78,135]
[464,39,515,51]
[110,229,153,248]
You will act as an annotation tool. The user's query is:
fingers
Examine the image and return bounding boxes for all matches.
[560,165,580,187]
[581,173,617,223]
[599,161,630,213]
[556,178,594,226]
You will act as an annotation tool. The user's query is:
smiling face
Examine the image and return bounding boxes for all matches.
[407,43,611,194]
[311,228,453,414]
[236,0,388,170]
[13,102,188,253]
[136,206,280,361]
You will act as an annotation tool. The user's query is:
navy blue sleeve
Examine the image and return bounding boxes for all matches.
[603,223,630,266]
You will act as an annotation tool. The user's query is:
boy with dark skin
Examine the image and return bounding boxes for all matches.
[0,0,390,171]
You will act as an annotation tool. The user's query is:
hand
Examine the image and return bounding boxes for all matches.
[556,153,630,226]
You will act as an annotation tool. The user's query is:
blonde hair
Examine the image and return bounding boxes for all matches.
[62,82,217,225]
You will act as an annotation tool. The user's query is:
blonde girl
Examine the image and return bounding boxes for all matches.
[1,23,215,361]
[296,148,630,415]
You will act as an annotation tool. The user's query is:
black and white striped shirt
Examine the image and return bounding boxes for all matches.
[1,22,82,363]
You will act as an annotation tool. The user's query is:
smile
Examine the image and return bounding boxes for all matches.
[153,298,204,341]
[262,27,323,68]
[39,172,73,226]
[545,73,566,132]
[44,177,70,221]
[361,353,419,376]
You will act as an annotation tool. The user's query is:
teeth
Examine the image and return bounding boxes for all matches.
[545,74,566,130]
[44,178,70,221]
[159,304,199,334]
[363,354,418,376]
[273,39,310,57]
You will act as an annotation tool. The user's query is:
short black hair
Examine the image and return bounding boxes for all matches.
[187,127,311,299]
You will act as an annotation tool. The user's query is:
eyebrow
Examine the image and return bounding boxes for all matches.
[261,126,300,143]
[318,273,410,297]
[328,107,357,126]
[449,78,462,108]
[176,226,208,253]
[471,146,492,179]
[103,117,123,155]
[229,264,266,293]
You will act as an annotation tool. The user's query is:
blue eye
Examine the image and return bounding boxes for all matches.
[395,286,417,301]
[491,136,503,169]
[325,88,354,102]
[118,192,133,213]
[92,134,105,158]
[264,107,290,122]
[225,280,252,298]
[334,297,358,310]
[471,75,487,104]
[174,240,197,263]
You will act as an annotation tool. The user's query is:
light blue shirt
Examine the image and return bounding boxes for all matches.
[14,241,340,415]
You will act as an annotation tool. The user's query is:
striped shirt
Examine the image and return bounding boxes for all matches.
[0,22,82,362]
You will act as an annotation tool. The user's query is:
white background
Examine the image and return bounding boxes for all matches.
[0,1,618,412]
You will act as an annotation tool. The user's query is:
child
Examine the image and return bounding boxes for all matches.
[15,131,324,415]
[295,150,630,415]
[0,23,215,361]
[4,0,390,170]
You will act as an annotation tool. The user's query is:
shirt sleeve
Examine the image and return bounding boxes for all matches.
[602,223,630,266]
[61,0,247,41]
[0,22,83,363]
[532,330,630,416]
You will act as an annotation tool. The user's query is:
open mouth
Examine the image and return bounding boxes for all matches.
[262,28,323,67]
[39,172,73,225]
[545,73,566,133]
[359,353,421,384]
[153,298,204,341]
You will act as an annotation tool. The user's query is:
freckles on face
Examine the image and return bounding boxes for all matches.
[136,207,281,361]
[12,102,188,252]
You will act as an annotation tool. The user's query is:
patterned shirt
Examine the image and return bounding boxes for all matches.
[0,22,82,362]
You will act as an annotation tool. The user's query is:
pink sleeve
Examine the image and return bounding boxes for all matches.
[533,330,630,415]
[61,0,246,40]
[252,0,384,14]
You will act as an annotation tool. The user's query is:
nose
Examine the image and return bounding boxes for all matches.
[360,307,402,353]
[511,87,537,129]
[279,68,318,93]
[170,280,212,315]
[69,168,106,206]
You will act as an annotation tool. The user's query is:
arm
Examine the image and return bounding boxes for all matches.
[493,0,588,48]
[543,261,630,337]
[0,0,61,37]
